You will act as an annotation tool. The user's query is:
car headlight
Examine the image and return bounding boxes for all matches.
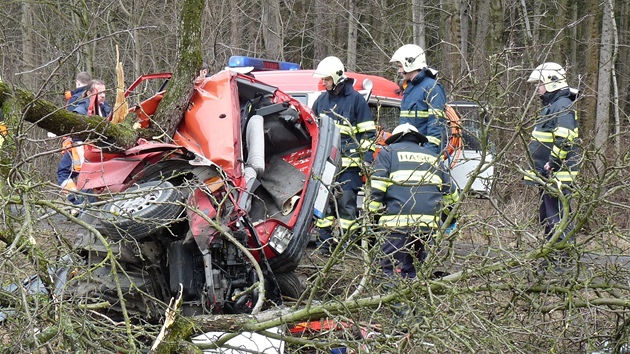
[268,225,294,253]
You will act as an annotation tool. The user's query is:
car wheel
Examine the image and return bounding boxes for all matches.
[274,272,304,300]
[100,180,184,240]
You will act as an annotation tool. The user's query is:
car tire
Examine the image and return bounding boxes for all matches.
[100,181,184,240]
[274,272,304,300]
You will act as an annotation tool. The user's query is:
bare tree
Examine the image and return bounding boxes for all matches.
[346,0,358,71]
[262,0,283,59]
[2,0,630,352]
[594,0,613,170]
[411,0,426,49]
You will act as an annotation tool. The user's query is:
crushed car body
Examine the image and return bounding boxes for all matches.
[64,67,341,317]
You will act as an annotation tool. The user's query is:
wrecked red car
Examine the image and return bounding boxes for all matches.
[68,68,341,316]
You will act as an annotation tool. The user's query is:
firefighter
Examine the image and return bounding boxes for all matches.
[524,62,579,246]
[369,123,458,279]
[389,44,447,155]
[312,56,377,254]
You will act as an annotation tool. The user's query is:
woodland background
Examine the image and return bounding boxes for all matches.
[2,0,630,184]
[1,0,630,353]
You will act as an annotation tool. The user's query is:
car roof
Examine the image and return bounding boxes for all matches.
[252,69,402,104]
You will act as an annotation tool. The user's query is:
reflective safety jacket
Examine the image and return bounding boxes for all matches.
[524,88,579,185]
[312,79,376,168]
[399,68,447,154]
[57,145,85,191]
[368,138,459,230]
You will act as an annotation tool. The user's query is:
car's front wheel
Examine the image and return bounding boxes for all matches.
[100,180,185,240]
[274,271,304,300]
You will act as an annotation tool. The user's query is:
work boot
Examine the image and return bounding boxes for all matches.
[538,251,574,275]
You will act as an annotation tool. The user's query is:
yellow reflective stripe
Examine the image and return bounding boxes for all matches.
[390,170,442,185]
[554,170,578,182]
[532,130,554,143]
[368,201,382,212]
[336,124,354,135]
[401,110,430,118]
[356,120,376,132]
[428,108,444,116]
[552,146,567,159]
[359,139,374,150]
[379,214,439,228]
[523,170,537,181]
[316,216,334,228]
[338,218,359,230]
[554,127,578,141]
[342,157,361,167]
[371,179,389,192]
[443,190,459,204]
[426,136,441,146]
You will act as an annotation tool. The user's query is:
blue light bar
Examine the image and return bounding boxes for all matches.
[227,56,301,71]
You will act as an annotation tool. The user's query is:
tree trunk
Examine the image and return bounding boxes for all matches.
[230,0,243,58]
[472,0,490,78]
[20,1,36,90]
[151,0,204,140]
[313,0,328,62]
[583,0,601,143]
[618,0,629,121]
[411,0,426,49]
[346,0,358,71]
[0,82,138,150]
[443,0,461,89]
[262,0,282,60]
[594,0,612,169]
[460,0,469,77]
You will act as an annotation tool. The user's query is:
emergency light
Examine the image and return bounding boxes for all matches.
[228,56,301,71]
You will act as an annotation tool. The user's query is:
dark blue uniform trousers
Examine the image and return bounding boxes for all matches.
[317,168,363,247]
[381,231,425,279]
[539,188,573,241]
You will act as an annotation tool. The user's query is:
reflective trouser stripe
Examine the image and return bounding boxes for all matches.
[378,214,439,228]
[316,216,334,228]
[338,218,359,231]
[368,201,382,212]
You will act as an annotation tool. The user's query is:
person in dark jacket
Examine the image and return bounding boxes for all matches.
[524,62,579,244]
[369,123,459,279]
[389,44,447,155]
[66,71,92,108]
[58,79,109,213]
[312,56,377,254]
[70,79,111,117]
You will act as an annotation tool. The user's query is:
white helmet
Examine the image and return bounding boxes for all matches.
[527,62,568,92]
[313,56,346,86]
[385,123,428,145]
[390,44,427,73]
